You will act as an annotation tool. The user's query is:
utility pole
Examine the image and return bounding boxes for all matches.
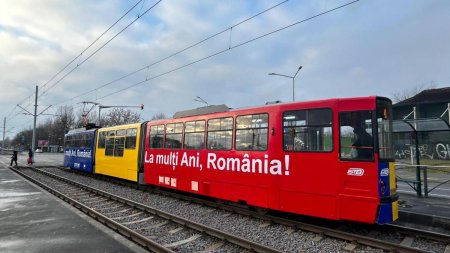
[1,117,14,155]
[2,117,5,155]
[32,85,38,153]
[17,85,51,155]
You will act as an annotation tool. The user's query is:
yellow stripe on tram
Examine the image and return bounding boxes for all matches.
[389,162,398,221]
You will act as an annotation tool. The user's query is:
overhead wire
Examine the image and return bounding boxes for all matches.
[4,0,161,135]
[38,0,147,95]
[75,0,362,103]
[7,0,149,118]
[7,0,361,135]
[39,0,162,98]
[52,0,290,106]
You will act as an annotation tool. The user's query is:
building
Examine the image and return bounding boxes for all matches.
[392,87,450,162]
[393,87,450,123]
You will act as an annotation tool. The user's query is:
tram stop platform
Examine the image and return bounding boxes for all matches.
[0,162,147,253]
[396,193,450,234]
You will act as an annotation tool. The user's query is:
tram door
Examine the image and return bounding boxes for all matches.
[338,110,378,221]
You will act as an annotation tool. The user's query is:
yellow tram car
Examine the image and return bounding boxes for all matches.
[95,123,143,182]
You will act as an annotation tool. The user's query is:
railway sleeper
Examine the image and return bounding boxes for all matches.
[344,241,359,252]
[163,234,203,248]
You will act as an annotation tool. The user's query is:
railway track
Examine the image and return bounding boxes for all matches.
[14,166,450,253]
[384,224,450,250]
[10,167,280,253]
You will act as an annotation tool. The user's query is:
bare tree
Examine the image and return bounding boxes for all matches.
[392,81,438,103]
[9,105,145,148]
[151,112,167,120]
[103,108,141,127]
[74,108,89,128]
[55,105,76,133]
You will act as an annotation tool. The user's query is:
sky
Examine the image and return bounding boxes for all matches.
[1,0,449,139]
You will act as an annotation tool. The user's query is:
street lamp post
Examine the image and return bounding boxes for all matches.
[193,96,209,106]
[269,66,303,102]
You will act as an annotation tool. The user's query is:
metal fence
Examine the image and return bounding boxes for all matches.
[393,118,450,197]
[395,163,450,197]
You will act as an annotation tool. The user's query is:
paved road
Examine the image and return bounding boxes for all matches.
[396,165,450,199]
[398,182,450,199]
[0,152,64,167]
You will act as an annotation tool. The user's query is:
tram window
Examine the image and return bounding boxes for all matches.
[114,137,125,157]
[184,120,205,150]
[377,100,394,160]
[283,109,332,152]
[125,128,137,149]
[98,132,106,148]
[79,134,84,147]
[339,111,374,161]
[69,136,74,148]
[73,135,81,148]
[116,129,126,136]
[65,136,69,148]
[79,134,84,148]
[165,123,183,149]
[207,117,233,150]
[86,134,92,148]
[80,134,85,147]
[149,125,164,149]
[69,135,74,147]
[235,114,268,151]
[105,138,115,156]
[82,133,91,148]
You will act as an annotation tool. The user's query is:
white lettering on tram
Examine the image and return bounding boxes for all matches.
[206,153,286,175]
[64,150,91,158]
[144,151,290,176]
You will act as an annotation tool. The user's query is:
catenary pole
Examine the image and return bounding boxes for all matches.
[2,117,5,155]
[32,85,38,153]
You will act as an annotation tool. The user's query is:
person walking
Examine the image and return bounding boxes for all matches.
[10,150,18,166]
[28,149,33,165]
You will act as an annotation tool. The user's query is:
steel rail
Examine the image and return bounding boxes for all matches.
[385,224,450,243]
[10,167,174,253]
[135,179,437,253]
[12,167,282,253]
[42,166,441,252]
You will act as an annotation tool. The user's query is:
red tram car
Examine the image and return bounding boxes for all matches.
[142,96,398,224]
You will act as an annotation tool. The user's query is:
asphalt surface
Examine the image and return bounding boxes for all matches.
[0,153,148,253]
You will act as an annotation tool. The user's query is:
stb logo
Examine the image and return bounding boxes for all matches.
[380,168,389,176]
[347,168,364,176]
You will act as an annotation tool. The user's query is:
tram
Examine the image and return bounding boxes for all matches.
[94,123,144,182]
[63,128,97,173]
[63,96,398,224]
[142,97,398,224]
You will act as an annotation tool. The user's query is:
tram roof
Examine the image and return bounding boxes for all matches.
[172,96,386,119]
[173,104,230,118]
[66,127,97,135]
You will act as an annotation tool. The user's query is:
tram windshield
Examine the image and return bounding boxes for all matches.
[376,99,394,160]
